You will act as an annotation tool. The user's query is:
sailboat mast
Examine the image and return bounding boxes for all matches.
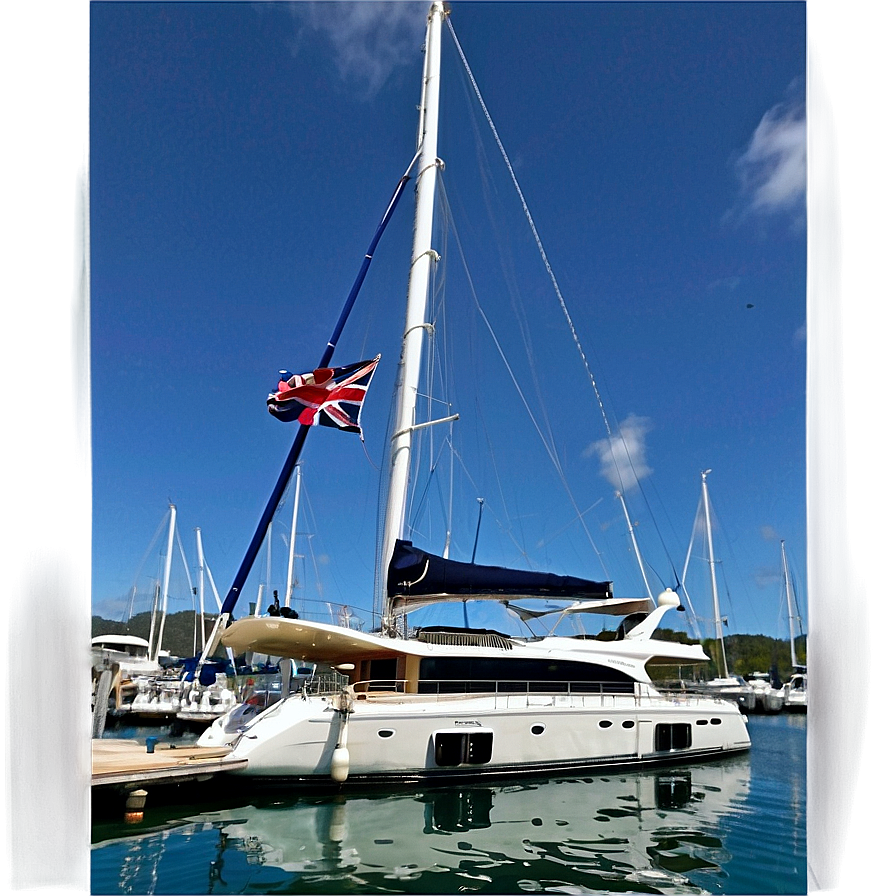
[195,528,207,650]
[380,1,446,631]
[781,539,799,668]
[152,503,177,662]
[701,470,728,678]
[284,462,302,608]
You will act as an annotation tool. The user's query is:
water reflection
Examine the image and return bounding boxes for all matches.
[93,757,754,894]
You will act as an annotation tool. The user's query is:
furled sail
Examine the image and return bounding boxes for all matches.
[387,539,614,615]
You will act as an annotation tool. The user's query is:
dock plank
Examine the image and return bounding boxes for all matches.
[92,738,247,787]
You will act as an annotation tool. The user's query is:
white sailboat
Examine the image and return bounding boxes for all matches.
[745,670,784,714]
[678,471,757,712]
[780,539,807,712]
[92,504,179,721]
[206,2,750,784]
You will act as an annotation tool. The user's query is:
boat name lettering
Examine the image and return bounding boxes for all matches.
[454,720,482,727]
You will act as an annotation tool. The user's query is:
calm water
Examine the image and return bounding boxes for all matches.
[91,714,806,895]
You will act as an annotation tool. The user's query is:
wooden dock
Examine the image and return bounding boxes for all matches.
[92,738,247,789]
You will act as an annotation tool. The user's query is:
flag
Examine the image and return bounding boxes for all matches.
[267,355,380,439]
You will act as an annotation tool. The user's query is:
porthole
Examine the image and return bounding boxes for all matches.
[710,718,722,725]
[598,720,612,729]
[696,719,709,726]
[621,720,635,729]
[377,729,396,738]
[531,724,545,736]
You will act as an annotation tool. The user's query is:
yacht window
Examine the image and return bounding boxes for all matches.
[434,731,494,767]
[598,720,612,729]
[622,720,635,729]
[377,729,396,738]
[531,724,545,736]
[655,723,692,752]
[696,719,709,726]
[418,657,636,694]
[367,658,399,688]
[710,718,722,725]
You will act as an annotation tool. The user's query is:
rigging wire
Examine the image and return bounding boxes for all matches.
[124,510,172,621]
[446,17,613,443]
[446,18,693,603]
[435,173,611,579]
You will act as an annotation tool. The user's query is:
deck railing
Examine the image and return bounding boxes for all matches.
[343,679,711,708]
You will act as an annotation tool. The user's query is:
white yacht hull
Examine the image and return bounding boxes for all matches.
[225,688,750,784]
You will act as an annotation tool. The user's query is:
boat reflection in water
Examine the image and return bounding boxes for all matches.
[179,758,750,894]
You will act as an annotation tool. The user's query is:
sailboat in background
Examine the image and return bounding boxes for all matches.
[187,2,752,784]
[780,539,807,712]
[92,504,179,727]
[680,470,757,713]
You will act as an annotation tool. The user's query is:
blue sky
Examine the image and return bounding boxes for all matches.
[89,1,807,641]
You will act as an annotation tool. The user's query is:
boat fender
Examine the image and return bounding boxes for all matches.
[331,706,351,782]
[330,745,350,782]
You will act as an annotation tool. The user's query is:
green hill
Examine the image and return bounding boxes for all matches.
[92,610,222,659]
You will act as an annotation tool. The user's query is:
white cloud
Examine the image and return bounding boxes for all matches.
[291,1,430,98]
[733,86,806,220]
[584,414,653,492]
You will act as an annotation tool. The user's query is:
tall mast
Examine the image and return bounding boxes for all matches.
[781,539,799,668]
[380,1,446,631]
[195,528,207,650]
[284,462,302,608]
[152,503,177,662]
[701,470,728,678]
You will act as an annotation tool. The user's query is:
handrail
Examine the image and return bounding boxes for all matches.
[418,678,636,696]
[349,679,409,694]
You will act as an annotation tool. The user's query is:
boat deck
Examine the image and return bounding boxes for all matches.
[92,738,246,789]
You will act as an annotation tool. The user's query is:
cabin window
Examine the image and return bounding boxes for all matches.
[377,729,395,739]
[433,731,494,767]
[367,658,399,688]
[711,718,722,725]
[531,724,545,736]
[696,719,709,726]
[417,657,636,694]
[655,723,692,752]
[622,720,635,729]
[598,720,612,729]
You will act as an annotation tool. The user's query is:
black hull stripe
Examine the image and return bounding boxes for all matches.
[232,744,750,790]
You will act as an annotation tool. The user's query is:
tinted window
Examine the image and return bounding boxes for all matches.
[418,657,635,694]
[655,723,692,752]
[434,732,494,766]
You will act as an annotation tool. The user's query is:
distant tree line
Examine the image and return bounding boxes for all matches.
[648,628,807,683]
[92,610,220,659]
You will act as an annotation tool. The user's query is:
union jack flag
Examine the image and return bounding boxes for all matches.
[267,355,381,439]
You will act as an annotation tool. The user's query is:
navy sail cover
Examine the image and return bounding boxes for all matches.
[387,540,613,608]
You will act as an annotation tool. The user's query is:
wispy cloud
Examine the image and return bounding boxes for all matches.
[584,414,653,492]
[731,81,806,223]
[289,1,430,99]
[707,275,742,294]
[760,524,780,542]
